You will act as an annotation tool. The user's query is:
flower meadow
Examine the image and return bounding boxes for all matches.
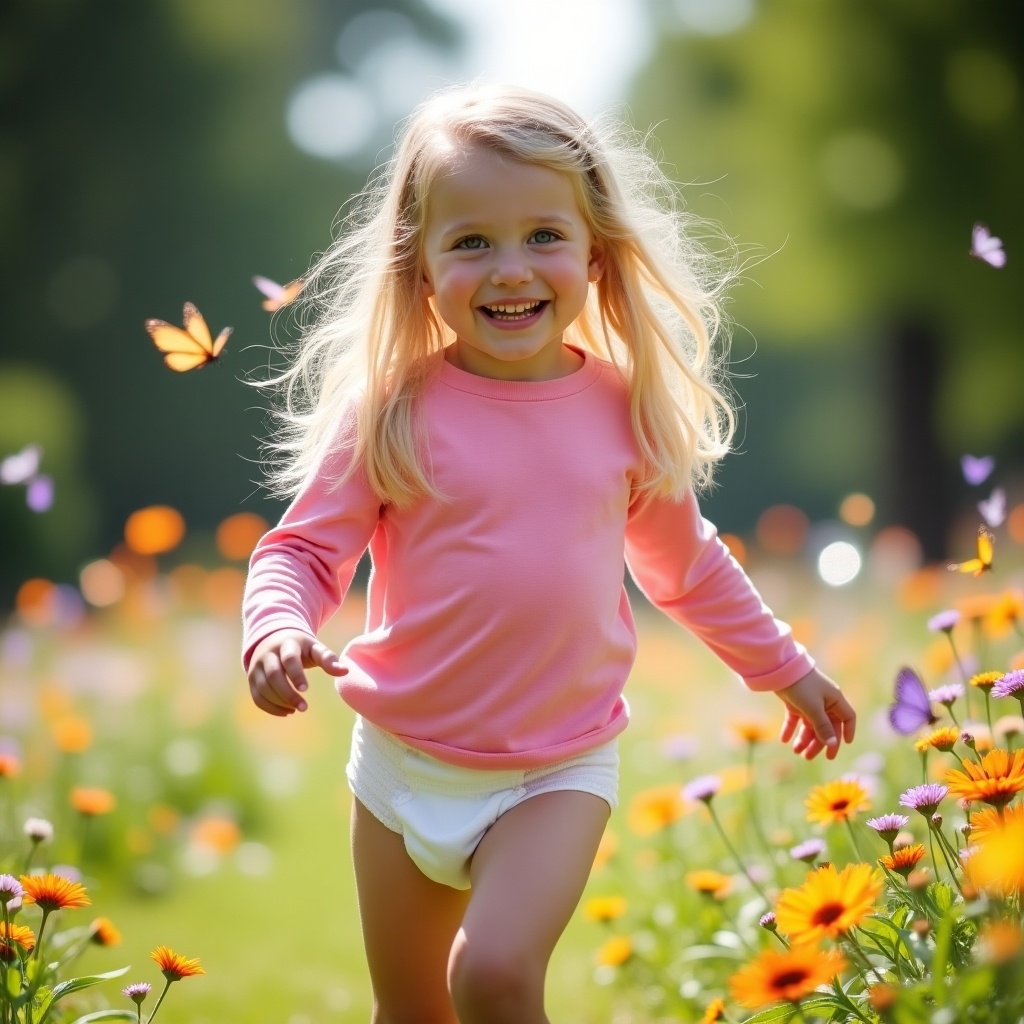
[581,515,1024,1022]
[1,494,1024,1021]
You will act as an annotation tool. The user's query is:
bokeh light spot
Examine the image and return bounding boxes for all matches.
[719,532,747,565]
[947,48,1018,127]
[817,541,862,586]
[15,578,57,626]
[756,504,809,556]
[79,559,125,607]
[216,512,269,561]
[124,505,185,556]
[821,132,903,209]
[286,74,376,160]
[673,0,754,35]
[1008,503,1024,545]
[839,492,876,527]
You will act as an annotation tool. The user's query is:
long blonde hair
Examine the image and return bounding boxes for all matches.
[260,83,737,503]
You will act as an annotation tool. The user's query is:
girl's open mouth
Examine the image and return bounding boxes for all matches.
[479,300,548,322]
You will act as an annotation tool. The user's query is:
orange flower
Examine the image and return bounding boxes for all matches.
[969,816,1024,895]
[20,873,91,912]
[945,748,1024,807]
[591,829,618,873]
[70,786,116,816]
[595,935,632,967]
[699,996,727,1023]
[686,870,732,898]
[775,863,882,944]
[52,715,93,753]
[970,802,1024,843]
[729,945,845,1008]
[976,918,1023,964]
[627,784,688,836]
[984,591,1024,638]
[0,922,36,961]
[923,726,960,752]
[730,718,774,745]
[880,844,927,877]
[90,917,121,946]
[150,945,205,981]
[805,779,871,825]
[0,752,21,777]
[190,816,241,853]
[582,896,627,923]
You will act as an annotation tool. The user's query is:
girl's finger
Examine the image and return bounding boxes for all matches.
[261,653,307,711]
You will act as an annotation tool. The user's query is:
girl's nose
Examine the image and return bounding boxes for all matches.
[490,249,533,286]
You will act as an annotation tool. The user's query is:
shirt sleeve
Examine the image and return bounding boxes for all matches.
[241,439,383,673]
[624,486,815,692]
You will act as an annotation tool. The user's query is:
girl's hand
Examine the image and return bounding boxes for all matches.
[775,668,856,761]
[247,629,347,717]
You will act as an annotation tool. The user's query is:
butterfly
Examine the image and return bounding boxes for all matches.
[144,302,232,372]
[978,487,1007,529]
[0,444,54,512]
[961,453,995,486]
[970,222,1006,268]
[948,525,995,576]
[889,667,939,735]
[252,275,304,312]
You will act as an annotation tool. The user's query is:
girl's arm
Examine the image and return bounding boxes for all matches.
[624,488,855,757]
[242,445,382,675]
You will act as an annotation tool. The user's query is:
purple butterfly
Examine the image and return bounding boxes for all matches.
[961,454,995,486]
[970,222,1006,268]
[978,487,1007,528]
[888,667,939,735]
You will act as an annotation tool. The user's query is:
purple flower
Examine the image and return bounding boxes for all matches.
[928,610,961,634]
[866,813,910,841]
[929,683,964,706]
[0,873,24,904]
[759,911,778,931]
[123,982,152,1005]
[992,670,1024,700]
[682,775,721,803]
[899,784,948,817]
[789,838,827,863]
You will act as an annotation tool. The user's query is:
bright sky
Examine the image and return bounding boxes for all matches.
[422,0,654,116]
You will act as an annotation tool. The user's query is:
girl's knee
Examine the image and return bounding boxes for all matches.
[448,931,544,1018]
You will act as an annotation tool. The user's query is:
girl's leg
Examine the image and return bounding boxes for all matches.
[449,790,610,1024]
[350,797,471,1024]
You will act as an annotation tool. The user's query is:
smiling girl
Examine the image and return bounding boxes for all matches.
[242,84,856,1024]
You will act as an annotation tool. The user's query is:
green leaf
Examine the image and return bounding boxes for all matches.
[928,881,956,915]
[68,1012,138,1023]
[36,966,131,1024]
[742,995,839,1023]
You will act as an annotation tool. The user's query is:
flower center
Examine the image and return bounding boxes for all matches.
[811,902,846,927]
[830,799,850,812]
[773,968,811,989]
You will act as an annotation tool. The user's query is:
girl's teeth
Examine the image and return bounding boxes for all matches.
[486,301,541,318]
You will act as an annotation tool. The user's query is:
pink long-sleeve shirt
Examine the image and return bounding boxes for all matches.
[242,349,814,769]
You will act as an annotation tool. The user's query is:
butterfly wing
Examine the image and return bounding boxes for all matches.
[182,302,214,354]
[961,454,995,486]
[0,444,43,485]
[888,667,936,734]
[211,326,233,359]
[971,223,1007,268]
[948,526,995,576]
[978,488,1006,528]
[253,275,303,312]
[145,318,213,372]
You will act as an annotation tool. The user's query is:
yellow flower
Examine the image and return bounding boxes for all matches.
[969,671,1003,692]
[775,863,882,944]
[805,779,871,825]
[582,896,627,923]
[730,718,774,745]
[969,816,1024,896]
[150,945,205,981]
[699,996,727,1023]
[879,844,926,877]
[923,726,960,752]
[686,870,732,898]
[729,945,845,1008]
[20,873,91,912]
[590,829,618,873]
[970,802,1024,843]
[52,715,93,753]
[595,935,632,967]
[945,748,1024,807]
[627,785,688,836]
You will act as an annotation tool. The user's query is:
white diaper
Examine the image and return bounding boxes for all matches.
[346,716,619,890]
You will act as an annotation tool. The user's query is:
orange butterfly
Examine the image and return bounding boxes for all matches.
[252,275,304,312]
[948,525,995,577]
[144,302,232,372]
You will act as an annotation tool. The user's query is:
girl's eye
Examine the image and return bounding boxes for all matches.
[454,236,487,250]
[531,229,560,244]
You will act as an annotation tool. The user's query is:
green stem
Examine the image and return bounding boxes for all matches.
[32,908,52,961]
[844,819,866,861]
[1,900,11,1024]
[745,744,780,884]
[146,978,174,1024]
[984,691,994,738]
[707,803,772,907]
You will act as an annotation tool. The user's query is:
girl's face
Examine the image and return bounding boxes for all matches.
[420,144,604,381]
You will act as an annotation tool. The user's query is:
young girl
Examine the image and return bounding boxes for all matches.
[242,84,856,1024]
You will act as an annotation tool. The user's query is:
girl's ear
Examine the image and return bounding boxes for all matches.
[588,244,606,283]
[421,270,435,299]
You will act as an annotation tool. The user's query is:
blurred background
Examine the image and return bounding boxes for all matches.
[1,0,1022,597]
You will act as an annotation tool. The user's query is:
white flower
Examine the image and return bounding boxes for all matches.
[23,817,54,843]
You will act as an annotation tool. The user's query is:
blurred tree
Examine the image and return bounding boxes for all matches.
[0,0,456,602]
[631,0,1024,557]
